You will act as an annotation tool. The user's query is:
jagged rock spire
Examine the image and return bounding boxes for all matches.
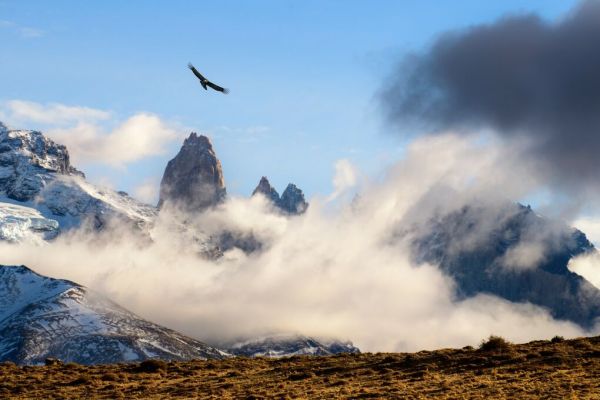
[252,176,280,204]
[158,132,226,212]
[251,177,308,215]
[279,183,308,214]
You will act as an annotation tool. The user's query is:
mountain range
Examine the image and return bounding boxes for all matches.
[0,122,351,364]
[1,120,600,364]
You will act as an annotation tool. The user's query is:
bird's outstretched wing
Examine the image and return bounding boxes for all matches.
[188,63,206,81]
[206,80,229,94]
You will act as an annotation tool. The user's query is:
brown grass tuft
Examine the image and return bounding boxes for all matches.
[136,359,168,373]
[479,335,512,352]
[551,335,565,343]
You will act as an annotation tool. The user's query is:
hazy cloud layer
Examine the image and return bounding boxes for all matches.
[0,20,44,38]
[0,100,180,168]
[1,100,110,126]
[48,114,178,168]
[132,178,160,205]
[380,0,600,193]
[327,159,359,202]
[0,134,592,352]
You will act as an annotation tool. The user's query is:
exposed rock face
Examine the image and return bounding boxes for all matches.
[251,177,308,215]
[408,202,600,327]
[0,265,228,365]
[252,176,280,204]
[0,123,156,235]
[279,184,308,214]
[158,133,226,212]
[0,127,83,202]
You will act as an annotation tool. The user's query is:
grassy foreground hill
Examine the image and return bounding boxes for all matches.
[2,335,600,399]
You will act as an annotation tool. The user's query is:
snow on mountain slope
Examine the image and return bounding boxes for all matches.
[226,334,360,358]
[33,174,156,231]
[0,265,228,365]
[0,202,59,243]
[0,122,156,236]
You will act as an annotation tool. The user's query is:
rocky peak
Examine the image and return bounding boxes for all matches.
[0,124,83,201]
[279,184,308,214]
[0,124,82,176]
[158,132,226,212]
[252,176,280,204]
[252,177,308,215]
[182,131,212,148]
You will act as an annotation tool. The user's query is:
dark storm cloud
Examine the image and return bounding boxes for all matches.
[381,1,600,188]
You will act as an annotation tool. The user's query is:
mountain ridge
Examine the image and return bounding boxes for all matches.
[252,176,308,215]
[0,264,229,365]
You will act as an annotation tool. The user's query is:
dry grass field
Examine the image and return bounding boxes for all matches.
[2,335,600,399]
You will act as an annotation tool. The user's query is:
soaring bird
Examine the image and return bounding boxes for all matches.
[188,63,229,94]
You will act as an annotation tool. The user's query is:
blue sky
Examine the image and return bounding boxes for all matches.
[0,0,579,203]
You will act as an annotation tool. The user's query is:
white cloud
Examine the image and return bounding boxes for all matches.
[2,100,110,126]
[569,252,600,290]
[574,217,600,247]
[133,178,160,205]
[47,113,178,168]
[327,159,358,201]
[0,100,180,169]
[0,133,593,352]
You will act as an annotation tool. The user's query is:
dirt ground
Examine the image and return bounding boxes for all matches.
[2,335,600,399]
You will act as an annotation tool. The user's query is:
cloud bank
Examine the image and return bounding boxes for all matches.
[1,100,180,168]
[0,134,592,352]
[47,113,178,168]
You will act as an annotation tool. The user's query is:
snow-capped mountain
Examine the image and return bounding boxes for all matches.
[0,124,311,248]
[0,124,359,364]
[5,120,600,362]
[225,335,360,358]
[0,265,228,365]
[0,122,156,236]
